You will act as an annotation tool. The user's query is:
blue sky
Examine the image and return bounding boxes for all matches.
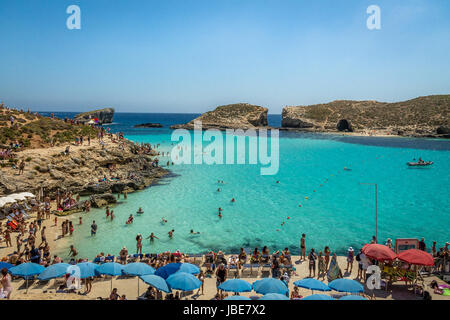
[0,0,449,113]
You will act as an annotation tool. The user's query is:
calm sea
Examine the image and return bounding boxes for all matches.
[37,112,450,258]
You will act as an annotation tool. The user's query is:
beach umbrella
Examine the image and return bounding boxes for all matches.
[96,262,124,292]
[259,293,290,300]
[362,244,397,262]
[0,196,16,207]
[340,295,368,300]
[76,262,100,279]
[139,274,171,293]
[301,294,335,300]
[329,279,364,293]
[294,278,331,293]
[252,278,288,295]
[0,262,14,270]
[218,279,252,293]
[37,263,71,280]
[9,262,45,293]
[166,272,202,294]
[122,263,156,296]
[154,263,200,279]
[398,249,434,266]
[224,295,251,301]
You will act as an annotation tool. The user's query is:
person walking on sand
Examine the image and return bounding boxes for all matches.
[300,234,306,261]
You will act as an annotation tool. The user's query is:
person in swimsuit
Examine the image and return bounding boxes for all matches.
[215,264,227,294]
[300,234,306,261]
[91,221,97,236]
[290,286,302,300]
[1,268,12,299]
[146,233,159,242]
[346,247,354,273]
[168,229,174,239]
[119,247,128,264]
[308,248,317,277]
[324,246,331,270]
[136,234,143,254]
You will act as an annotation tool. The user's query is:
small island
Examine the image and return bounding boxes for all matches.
[134,123,163,128]
[171,103,268,130]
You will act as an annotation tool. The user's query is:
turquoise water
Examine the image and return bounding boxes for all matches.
[44,113,450,258]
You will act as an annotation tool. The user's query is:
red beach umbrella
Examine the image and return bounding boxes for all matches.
[362,244,397,262]
[397,249,434,266]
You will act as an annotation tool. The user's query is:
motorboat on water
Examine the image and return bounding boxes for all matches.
[407,161,433,167]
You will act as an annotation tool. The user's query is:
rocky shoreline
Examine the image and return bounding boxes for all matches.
[0,138,169,218]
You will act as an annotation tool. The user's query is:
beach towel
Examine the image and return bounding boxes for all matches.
[327,258,343,282]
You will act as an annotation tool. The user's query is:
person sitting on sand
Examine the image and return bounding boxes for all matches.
[109,288,119,300]
[238,248,247,269]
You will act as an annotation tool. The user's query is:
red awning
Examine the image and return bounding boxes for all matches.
[362,243,397,262]
[398,249,434,266]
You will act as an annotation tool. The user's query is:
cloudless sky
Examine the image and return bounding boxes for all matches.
[0,0,449,113]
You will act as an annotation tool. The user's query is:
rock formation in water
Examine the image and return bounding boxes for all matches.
[74,108,115,124]
[134,123,163,128]
[281,95,450,138]
[171,103,268,130]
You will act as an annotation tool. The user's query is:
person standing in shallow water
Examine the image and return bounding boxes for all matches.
[168,229,174,239]
[136,234,143,254]
[91,220,97,236]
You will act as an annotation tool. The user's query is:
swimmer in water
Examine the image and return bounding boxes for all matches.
[218,207,223,212]
[110,210,114,221]
[190,229,200,235]
[231,198,235,203]
[161,217,167,223]
[276,181,280,184]
[137,207,143,214]
[168,229,174,238]
[217,188,220,192]
[126,214,133,224]
[146,232,159,242]
[218,212,222,218]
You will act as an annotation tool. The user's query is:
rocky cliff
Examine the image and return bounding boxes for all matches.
[0,139,168,198]
[281,95,450,137]
[74,108,115,124]
[171,103,268,130]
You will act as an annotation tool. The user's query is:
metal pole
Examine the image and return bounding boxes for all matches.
[360,183,378,242]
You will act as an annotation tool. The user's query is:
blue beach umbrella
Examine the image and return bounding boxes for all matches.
[9,262,45,292]
[139,274,171,293]
[0,262,14,270]
[96,262,124,291]
[340,295,368,300]
[166,272,202,293]
[224,295,251,301]
[329,279,364,293]
[76,262,100,279]
[294,278,331,293]
[96,262,124,276]
[123,263,156,296]
[9,262,45,277]
[252,278,288,295]
[38,263,71,280]
[301,294,335,300]
[123,263,155,276]
[218,279,252,293]
[259,293,290,300]
[155,263,200,279]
